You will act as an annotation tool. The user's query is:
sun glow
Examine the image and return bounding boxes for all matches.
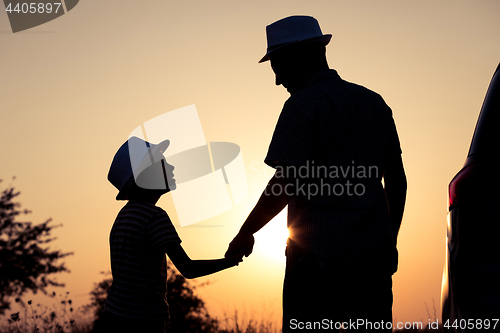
[254,209,289,262]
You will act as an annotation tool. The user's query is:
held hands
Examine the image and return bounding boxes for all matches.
[225,253,244,267]
[225,232,255,260]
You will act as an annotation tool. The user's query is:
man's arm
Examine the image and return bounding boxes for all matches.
[383,154,407,245]
[225,171,293,258]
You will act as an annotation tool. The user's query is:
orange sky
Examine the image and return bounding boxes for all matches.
[1,0,500,328]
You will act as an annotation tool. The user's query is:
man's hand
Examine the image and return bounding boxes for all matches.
[225,232,255,258]
[224,171,291,259]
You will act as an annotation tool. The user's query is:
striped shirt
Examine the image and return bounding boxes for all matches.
[105,201,181,319]
[265,69,401,267]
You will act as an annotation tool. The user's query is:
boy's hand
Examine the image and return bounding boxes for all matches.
[225,232,254,258]
[225,253,244,267]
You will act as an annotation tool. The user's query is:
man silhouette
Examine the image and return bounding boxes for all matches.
[226,16,406,332]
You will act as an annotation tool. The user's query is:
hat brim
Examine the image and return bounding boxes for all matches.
[258,34,332,63]
[115,139,170,200]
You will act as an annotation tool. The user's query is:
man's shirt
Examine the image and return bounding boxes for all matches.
[265,69,402,265]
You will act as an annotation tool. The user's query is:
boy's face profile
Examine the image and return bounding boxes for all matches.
[161,158,176,192]
[135,158,176,193]
[122,156,176,202]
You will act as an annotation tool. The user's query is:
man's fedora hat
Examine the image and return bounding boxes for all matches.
[259,15,332,63]
[108,137,170,200]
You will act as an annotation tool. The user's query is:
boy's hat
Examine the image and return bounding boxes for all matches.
[108,137,170,200]
[258,15,331,63]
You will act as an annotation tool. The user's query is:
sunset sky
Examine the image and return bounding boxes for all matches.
[1,0,499,327]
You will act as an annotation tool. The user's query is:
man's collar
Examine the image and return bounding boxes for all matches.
[304,68,341,88]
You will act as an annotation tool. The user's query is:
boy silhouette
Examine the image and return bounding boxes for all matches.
[106,137,242,333]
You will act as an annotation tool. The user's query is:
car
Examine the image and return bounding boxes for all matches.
[441,62,500,332]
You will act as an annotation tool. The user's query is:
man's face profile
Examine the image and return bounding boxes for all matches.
[270,51,299,93]
[269,43,322,95]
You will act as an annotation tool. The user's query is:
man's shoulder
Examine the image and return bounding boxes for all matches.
[287,69,385,106]
[330,75,385,103]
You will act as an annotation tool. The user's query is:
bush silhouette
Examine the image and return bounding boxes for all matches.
[0,178,71,315]
[87,264,218,333]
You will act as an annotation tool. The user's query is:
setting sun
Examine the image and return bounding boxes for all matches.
[254,209,289,262]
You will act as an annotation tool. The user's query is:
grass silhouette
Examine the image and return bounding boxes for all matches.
[0,275,442,333]
[1,303,444,333]
[1,292,91,333]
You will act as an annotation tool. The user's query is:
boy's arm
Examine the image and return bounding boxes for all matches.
[165,243,242,279]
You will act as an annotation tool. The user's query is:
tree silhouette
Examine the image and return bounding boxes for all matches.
[165,263,218,333]
[87,263,219,333]
[0,178,71,315]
